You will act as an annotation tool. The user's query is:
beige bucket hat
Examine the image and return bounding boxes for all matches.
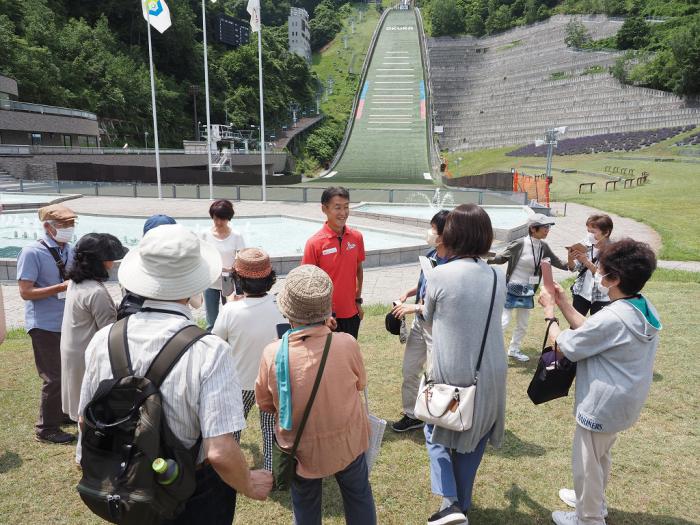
[277,265,333,325]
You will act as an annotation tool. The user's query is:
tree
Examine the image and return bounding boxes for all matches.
[616,15,650,49]
[668,17,700,96]
[310,0,342,50]
[485,2,512,34]
[430,0,466,36]
[564,17,590,48]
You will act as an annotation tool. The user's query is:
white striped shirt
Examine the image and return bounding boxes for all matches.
[78,300,245,463]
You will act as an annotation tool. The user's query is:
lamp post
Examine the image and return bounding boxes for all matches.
[535,126,567,181]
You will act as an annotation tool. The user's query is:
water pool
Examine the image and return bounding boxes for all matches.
[353,204,531,230]
[0,192,59,204]
[0,213,422,258]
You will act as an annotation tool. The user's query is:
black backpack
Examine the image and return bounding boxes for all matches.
[77,316,207,524]
[116,291,145,320]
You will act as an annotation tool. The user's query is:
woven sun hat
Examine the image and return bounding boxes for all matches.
[277,265,333,325]
[234,248,272,278]
[528,213,555,227]
[118,224,221,301]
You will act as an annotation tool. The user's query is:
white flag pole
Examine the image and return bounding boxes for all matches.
[145,10,163,200]
[201,0,214,200]
[257,28,267,203]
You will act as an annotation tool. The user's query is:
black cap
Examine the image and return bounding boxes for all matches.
[385,311,402,336]
[75,233,129,262]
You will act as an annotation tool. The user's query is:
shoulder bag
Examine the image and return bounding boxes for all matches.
[413,267,497,432]
[527,319,577,404]
[272,333,332,491]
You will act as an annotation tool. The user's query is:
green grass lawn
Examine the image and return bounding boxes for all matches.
[445,129,700,261]
[1,270,698,524]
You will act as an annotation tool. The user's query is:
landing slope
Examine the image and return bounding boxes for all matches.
[331,9,431,183]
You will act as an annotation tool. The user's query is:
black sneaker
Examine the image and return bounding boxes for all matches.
[427,504,467,525]
[391,414,424,433]
[35,430,76,445]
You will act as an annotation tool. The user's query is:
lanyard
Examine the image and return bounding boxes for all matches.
[529,236,543,275]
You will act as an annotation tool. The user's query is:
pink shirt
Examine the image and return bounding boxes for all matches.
[255,325,369,478]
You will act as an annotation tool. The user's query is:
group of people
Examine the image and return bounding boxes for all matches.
[15,186,661,525]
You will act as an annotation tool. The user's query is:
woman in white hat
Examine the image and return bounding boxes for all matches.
[255,265,376,525]
[488,213,569,362]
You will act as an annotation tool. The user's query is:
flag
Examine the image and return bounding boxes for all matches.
[142,0,172,34]
[247,0,261,32]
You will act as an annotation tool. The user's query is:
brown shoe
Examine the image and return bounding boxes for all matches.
[35,430,76,445]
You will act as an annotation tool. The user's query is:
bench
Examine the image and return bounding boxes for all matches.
[623,178,635,188]
[637,172,649,185]
[579,182,595,193]
[605,180,619,191]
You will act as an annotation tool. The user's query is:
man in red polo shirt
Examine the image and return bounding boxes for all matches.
[302,187,364,339]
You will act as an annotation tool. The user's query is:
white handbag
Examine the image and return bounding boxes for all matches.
[414,267,497,432]
[363,388,386,473]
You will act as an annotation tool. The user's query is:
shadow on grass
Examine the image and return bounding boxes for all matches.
[0,450,22,473]
[489,430,546,459]
[379,424,427,446]
[471,484,699,525]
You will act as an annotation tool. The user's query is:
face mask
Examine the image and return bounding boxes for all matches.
[585,232,597,245]
[53,227,74,243]
[594,272,610,295]
[425,229,438,247]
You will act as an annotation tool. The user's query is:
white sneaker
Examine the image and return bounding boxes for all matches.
[551,511,579,525]
[558,488,608,518]
[507,348,530,362]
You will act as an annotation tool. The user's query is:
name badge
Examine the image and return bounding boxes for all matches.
[322,247,338,256]
[222,272,229,277]
[529,276,540,285]
[57,292,66,300]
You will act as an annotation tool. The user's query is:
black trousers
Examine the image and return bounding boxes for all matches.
[572,295,610,316]
[165,464,236,525]
[335,314,361,339]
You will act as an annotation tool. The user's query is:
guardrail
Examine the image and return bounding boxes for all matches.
[0,144,284,156]
[0,99,97,120]
[415,6,440,178]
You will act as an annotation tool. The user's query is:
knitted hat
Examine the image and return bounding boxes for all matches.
[277,265,333,325]
[235,248,272,278]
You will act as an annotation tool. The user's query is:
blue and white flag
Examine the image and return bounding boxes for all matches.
[247,0,261,32]
[142,0,172,34]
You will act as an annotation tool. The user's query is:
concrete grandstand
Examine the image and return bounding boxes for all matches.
[427,15,700,152]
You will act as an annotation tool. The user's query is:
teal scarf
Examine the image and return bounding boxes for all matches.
[274,324,320,430]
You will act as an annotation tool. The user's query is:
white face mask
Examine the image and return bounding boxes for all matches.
[53,226,74,243]
[585,232,597,245]
[425,229,439,247]
[594,272,610,295]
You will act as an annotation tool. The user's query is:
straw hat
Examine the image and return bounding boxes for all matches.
[277,265,333,325]
[234,248,272,278]
[118,224,221,300]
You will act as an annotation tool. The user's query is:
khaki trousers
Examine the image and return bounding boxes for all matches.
[572,424,618,525]
[401,316,432,417]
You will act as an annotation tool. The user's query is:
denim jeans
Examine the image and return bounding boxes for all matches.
[164,464,236,525]
[204,288,225,331]
[291,453,376,525]
[424,424,489,513]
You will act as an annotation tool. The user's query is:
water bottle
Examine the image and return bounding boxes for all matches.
[152,458,179,485]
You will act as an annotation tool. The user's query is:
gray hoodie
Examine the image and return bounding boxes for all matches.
[556,297,661,434]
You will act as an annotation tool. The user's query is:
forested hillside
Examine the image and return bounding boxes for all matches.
[419,0,700,96]
[0,0,350,147]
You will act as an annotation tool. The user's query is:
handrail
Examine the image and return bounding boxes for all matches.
[327,6,394,172]
[0,99,97,120]
[415,6,440,180]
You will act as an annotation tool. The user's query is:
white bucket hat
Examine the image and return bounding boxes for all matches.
[118,224,221,301]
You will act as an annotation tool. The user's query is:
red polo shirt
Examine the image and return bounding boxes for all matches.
[302,223,365,319]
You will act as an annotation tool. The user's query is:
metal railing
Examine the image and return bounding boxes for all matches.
[0,99,97,120]
[0,144,284,156]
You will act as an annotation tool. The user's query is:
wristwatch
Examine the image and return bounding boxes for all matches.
[355,297,363,304]
[544,317,559,323]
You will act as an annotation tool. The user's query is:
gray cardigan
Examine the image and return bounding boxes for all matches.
[487,236,569,284]
[422,258,507,453]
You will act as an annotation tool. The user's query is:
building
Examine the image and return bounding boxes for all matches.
[288,7,311,63]
[0,74,100,148]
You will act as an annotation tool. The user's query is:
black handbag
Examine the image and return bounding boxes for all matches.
[527,320,576,404]
[271,333,332,491]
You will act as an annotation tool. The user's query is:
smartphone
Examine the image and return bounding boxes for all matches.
[276,323,292,339]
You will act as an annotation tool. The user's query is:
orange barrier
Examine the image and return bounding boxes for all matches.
[513,170,550,207]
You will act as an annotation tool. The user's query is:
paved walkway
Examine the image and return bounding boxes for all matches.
[0,196,678,328]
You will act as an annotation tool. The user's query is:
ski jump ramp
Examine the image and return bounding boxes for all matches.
[328,8,433,184]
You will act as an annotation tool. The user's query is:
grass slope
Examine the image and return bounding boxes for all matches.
[1,270,698,524]
[445,129,700,261]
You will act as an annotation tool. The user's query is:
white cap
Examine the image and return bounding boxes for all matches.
[528,213,556,227]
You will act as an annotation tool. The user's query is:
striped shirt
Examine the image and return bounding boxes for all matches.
[78,300,245,463]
